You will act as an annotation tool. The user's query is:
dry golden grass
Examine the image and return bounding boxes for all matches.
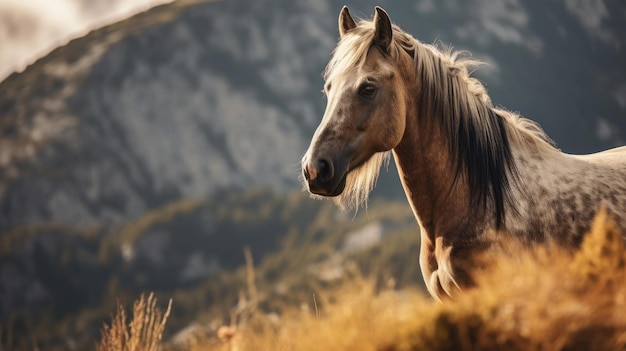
[99,208,626,351]
[97,293,172,351]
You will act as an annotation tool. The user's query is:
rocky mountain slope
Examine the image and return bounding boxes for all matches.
[1,0,625,228]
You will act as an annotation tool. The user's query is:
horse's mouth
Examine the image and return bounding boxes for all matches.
[308,171,347,197]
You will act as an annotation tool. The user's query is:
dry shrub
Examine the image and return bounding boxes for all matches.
[97,293,172,351]
[443,207,626,351]
[391,208,626,351]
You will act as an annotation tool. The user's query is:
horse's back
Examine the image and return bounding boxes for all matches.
[573,146,626,164]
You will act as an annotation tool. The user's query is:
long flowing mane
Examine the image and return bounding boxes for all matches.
[324,19,557,226]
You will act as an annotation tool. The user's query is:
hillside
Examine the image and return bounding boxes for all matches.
[0,0,625,350]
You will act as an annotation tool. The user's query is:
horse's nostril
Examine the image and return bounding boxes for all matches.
[304,157,334,183]
[303,165,310,181]
[317,159,334,182]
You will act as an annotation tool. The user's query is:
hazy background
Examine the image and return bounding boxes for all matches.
[0,0,625,349]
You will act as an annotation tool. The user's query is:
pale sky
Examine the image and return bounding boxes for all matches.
[0,0,172,82]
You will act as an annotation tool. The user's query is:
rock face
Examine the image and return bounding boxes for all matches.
[0,0,624,345]
[0,0,336,231]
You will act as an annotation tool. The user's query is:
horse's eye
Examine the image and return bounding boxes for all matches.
[358,83,377,98]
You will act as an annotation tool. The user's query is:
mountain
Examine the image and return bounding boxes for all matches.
[0,0,624,349]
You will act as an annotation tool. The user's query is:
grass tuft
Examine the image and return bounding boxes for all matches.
[96,293,172,351]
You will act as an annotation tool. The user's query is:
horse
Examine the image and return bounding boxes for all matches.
[301,6,626,300]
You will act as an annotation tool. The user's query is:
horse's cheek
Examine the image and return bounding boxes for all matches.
[384,113,405,150]
[387,90,407,147]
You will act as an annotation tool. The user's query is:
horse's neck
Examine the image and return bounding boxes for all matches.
[391,115,485,242]
[392,112,488,298]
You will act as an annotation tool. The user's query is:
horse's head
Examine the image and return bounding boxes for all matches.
[302,6,409,209]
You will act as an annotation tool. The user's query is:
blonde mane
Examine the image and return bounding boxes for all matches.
[324,18,558,217]
[326,19,555,150]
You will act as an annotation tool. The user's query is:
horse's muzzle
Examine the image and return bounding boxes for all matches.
[302,157,347,197]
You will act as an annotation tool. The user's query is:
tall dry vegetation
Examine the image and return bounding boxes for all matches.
[98,209,626,351]
[96,293,172,351]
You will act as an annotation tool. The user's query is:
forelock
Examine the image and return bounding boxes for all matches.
[323,20,376,83]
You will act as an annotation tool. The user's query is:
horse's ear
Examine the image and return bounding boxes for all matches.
[373,6,392,52]
[339,6,356,38]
